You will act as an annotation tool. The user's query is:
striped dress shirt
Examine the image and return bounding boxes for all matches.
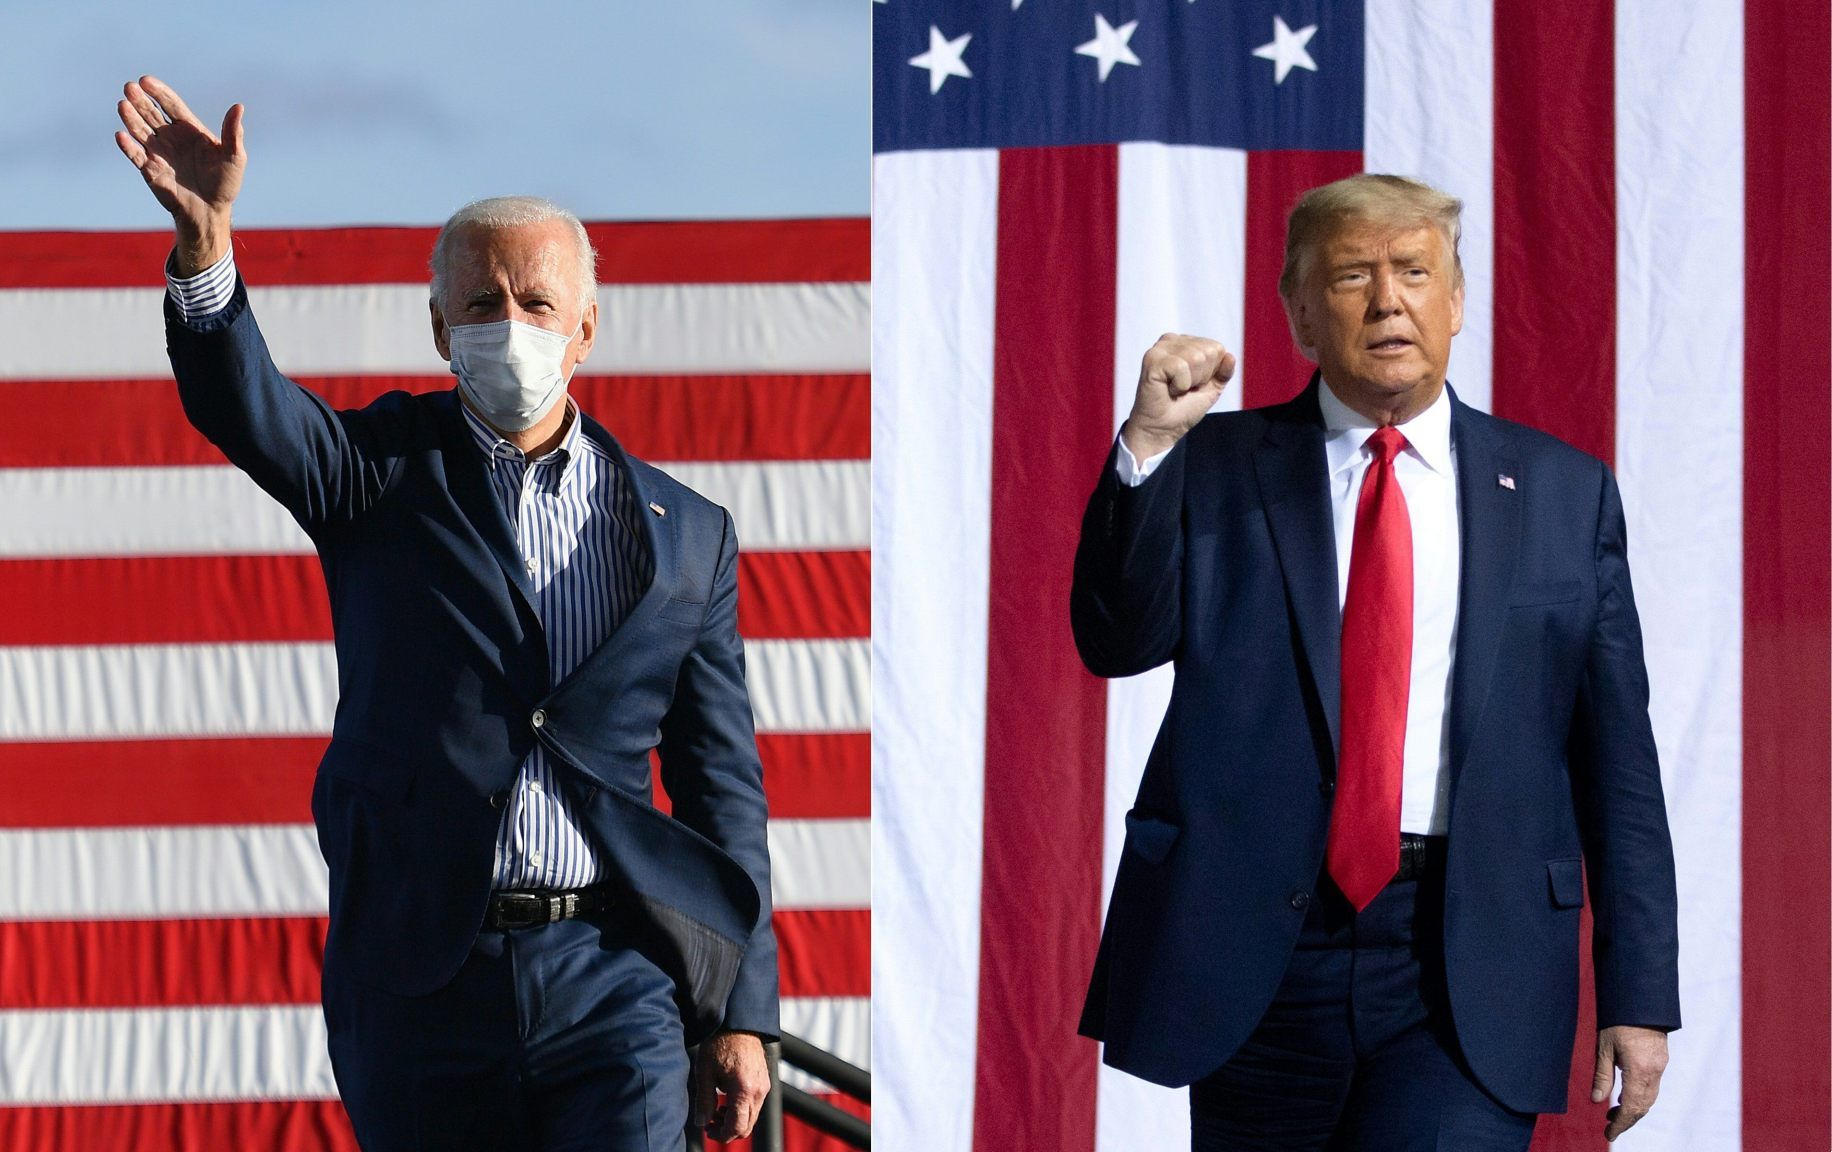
[168,252,650,890]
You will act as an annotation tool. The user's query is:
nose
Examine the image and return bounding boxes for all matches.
[1368,268,1401,317]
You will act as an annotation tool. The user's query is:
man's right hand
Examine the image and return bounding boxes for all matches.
[113,75,245,276]
[1121,333,1236,462]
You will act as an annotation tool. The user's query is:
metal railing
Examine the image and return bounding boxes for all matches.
[688,1031,870,1150]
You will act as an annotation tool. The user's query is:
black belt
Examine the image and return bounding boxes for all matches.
[485,884,618,931]
[1395,833,1446,882]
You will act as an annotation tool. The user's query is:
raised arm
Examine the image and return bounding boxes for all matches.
[1071,334,1233,677]
[115,75,398,535]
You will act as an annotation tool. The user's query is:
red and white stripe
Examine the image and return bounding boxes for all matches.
[0,219,870,1150]
[872,0,1829,1148]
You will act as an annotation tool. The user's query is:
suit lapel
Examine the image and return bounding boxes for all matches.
[542,412,672,702]
[437,392,544,626]
[1446,391,1522,778]
[1252,379,1342,762]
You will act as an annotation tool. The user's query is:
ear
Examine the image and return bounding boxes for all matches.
[430,299,452,363]
[570,296,598,372]
[1450,279,1465,339]
[1281,293,1318,363]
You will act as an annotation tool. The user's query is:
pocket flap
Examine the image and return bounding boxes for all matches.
[1547,857,1585,908]
[1510,579,1582,607]
[659,596,706,625]
[1123,810,1181,866]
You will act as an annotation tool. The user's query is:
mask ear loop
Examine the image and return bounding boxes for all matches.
[557,314,587,385]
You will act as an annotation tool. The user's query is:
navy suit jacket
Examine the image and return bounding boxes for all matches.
[1072,379,1680,1114]
[166,282,778,1044]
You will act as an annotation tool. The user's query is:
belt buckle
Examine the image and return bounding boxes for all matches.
[560,893,578,921]
[496,893,543,929]
[1399,835,1433,880]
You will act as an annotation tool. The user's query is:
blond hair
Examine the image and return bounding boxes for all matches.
[1278,174,1463,298]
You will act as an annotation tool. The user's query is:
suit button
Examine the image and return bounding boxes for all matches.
[489,791,508,810]
[1290,891,1311,910]
[531,709,546,729]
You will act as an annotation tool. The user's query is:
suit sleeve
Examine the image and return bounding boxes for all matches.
[657,508,780,1038]
[1570,463,1683,1032]
[1070,435,1189,678]
[165,276,399,535]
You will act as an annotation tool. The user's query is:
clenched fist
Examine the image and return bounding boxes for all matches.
[1122,333,1236,462]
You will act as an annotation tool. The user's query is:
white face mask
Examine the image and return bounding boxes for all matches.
[446,318,580,432]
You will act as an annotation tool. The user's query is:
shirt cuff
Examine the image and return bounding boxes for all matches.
[165,248,237,322]
[1114,434,1172,487]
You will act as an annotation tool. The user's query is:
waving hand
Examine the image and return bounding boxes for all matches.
[114,75,245,275]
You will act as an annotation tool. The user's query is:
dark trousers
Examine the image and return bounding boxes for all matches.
[323,912,690,1152]
[1190,865,1537,1152]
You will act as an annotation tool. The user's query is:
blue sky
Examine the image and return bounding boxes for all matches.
[0,0,866,229]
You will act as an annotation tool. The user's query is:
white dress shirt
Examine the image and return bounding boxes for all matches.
[462,399,653,889]
[1117,381,1460,834]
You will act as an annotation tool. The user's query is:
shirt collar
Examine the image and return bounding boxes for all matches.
[462,395,582,478]
[1318,377,1455,478]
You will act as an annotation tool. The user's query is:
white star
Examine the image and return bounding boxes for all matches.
[1075,13,1141,83]
[910,25,973,95]
[1253,15,1318,84]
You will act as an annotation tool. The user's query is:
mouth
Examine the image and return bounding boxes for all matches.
[1366,337,1414,354]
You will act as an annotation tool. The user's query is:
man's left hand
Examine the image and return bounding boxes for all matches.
[691,1030,771,1141]
[1592,1024,1669,1141]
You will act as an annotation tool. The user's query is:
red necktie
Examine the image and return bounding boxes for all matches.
[1327,425,1413,912]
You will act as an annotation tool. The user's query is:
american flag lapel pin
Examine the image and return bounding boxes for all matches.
[1498,474,1516,491]
[649,501,667,516]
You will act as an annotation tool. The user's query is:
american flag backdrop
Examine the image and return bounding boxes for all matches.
[0,219,869,1149]
[872,0,1827,1149]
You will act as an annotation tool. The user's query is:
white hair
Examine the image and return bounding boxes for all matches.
[429,195,599,307]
